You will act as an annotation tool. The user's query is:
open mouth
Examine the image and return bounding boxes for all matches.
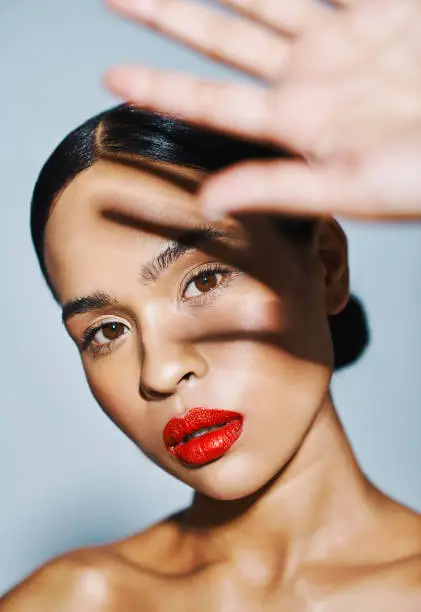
[163,408,244,465]
[175,422,229,447]
[167,416,244,466]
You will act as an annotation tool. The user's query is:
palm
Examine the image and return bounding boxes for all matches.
[105,0,421,220]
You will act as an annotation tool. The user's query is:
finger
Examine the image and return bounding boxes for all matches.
[105,66,279,140]
[218,0,337,36]
[200,158,421,221]
[105,65,333,154]
[106,0,289,82]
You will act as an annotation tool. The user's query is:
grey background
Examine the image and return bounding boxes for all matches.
[1,0,420,596]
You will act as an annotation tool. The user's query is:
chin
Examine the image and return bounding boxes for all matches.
[189,453,287,502]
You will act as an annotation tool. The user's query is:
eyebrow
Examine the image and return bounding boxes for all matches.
[61,225,230,324]
[140,225,228,284]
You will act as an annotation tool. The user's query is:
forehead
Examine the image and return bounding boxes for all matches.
[43,159,212,303]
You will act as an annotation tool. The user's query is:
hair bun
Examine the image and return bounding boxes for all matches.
[329,294,370,370]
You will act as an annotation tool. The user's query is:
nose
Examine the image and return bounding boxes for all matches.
[138,316,208,400]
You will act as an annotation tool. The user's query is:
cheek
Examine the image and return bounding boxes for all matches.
[210,276,333,372]
[210,287,333,428]
[82,354,150,444]
[207,316,332,421]
[199,286,333,418]
[85,359,170,464]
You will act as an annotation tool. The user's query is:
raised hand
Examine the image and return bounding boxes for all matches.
[104,0,421,221]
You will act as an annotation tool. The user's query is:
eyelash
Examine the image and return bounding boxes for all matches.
[80,321,128,356]
[81,262,236,357]
[180,262,235,304]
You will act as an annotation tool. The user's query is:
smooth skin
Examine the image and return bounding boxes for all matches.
[3,0,421,608]
[1,159,421,611]
[104,0,421,221]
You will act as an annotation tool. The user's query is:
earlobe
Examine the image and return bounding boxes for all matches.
[315,218,350,316]
[328,287,350,316]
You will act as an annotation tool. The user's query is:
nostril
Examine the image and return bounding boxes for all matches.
[180,371,194,384]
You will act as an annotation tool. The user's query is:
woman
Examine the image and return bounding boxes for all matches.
[2,0,421,609]
[1,103,420,611]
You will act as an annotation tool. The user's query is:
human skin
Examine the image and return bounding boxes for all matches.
[105,0,421,221]
[2,159,421,610]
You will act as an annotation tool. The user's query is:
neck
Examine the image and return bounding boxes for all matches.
[179,394,384,578]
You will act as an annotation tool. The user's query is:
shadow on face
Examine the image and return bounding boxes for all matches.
[43,158,349,500]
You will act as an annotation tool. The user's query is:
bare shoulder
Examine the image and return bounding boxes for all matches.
[370,503,421,587]
[381,549,421,587]
[354,551,421,611]
[0,544,146,611]
[0,512,192,611]
[342,508,421,610]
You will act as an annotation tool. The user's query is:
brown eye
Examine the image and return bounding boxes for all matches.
[183,265,232,301]
[93,322,127,345]
[193,271,218,293]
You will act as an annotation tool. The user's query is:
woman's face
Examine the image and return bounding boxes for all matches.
[44,158,348,501]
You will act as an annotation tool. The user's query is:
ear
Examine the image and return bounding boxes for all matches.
[312,218,350,316]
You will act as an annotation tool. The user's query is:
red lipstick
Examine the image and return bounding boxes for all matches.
[163,407,244,466]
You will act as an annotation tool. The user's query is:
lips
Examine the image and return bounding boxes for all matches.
[163,407,242,447]
[163,407,244,466]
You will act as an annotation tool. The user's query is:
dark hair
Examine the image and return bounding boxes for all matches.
[30,103,369,370]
